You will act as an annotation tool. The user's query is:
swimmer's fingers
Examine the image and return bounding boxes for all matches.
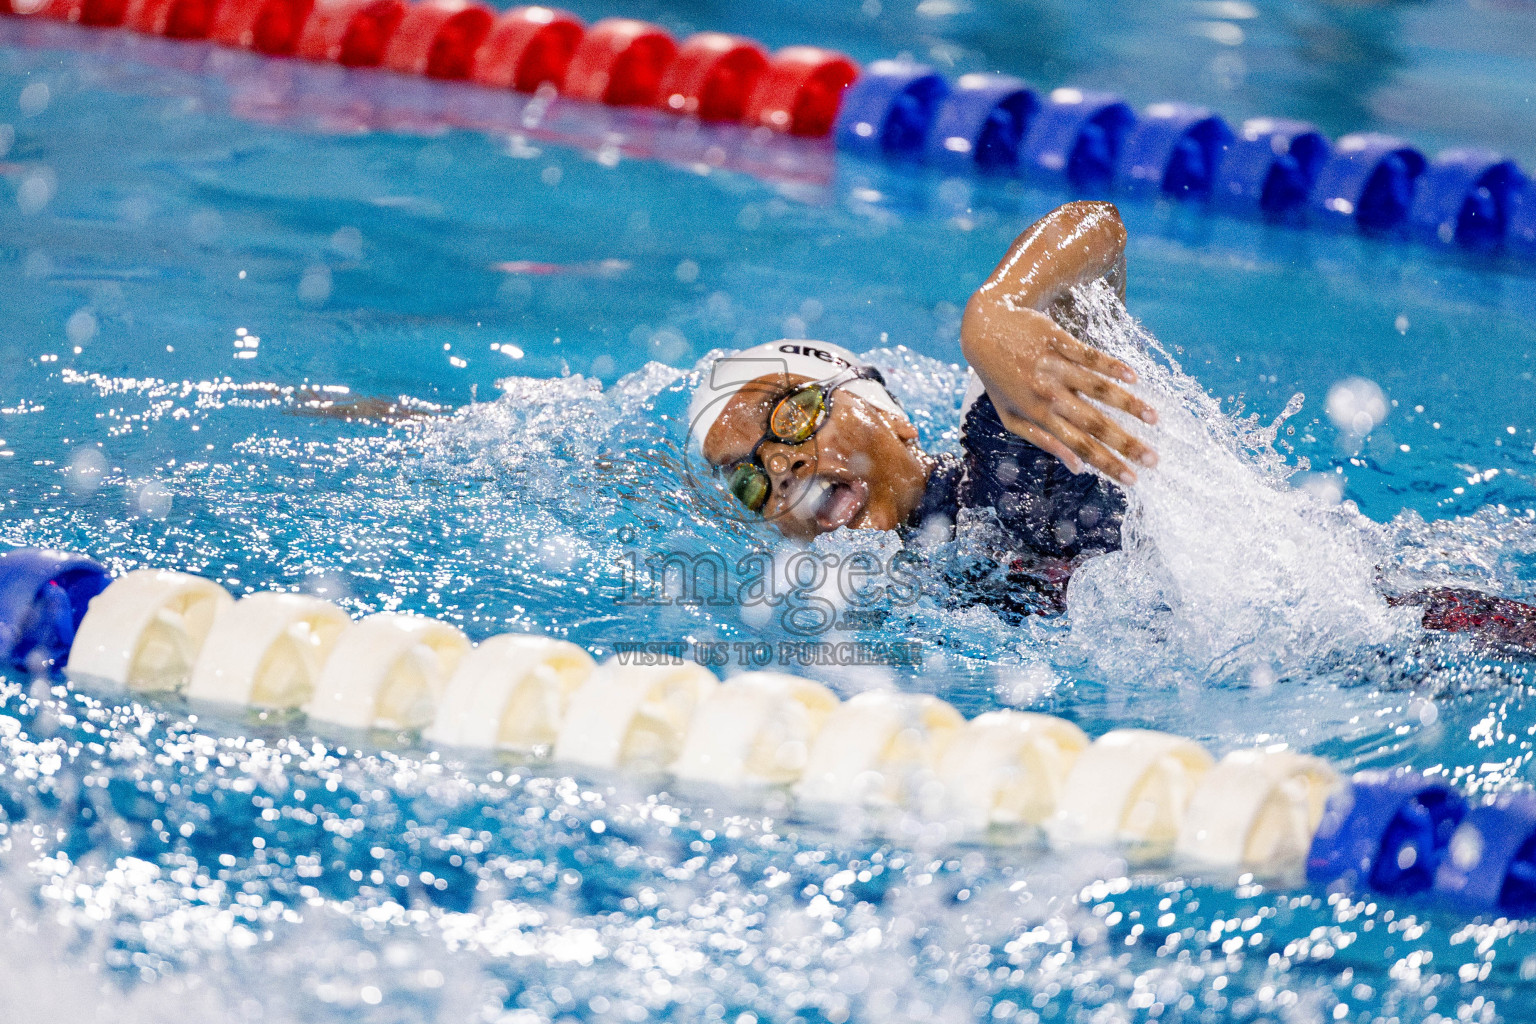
[1060,364,1158,426]
[1042,410,1138,485]
[993,408,1086,474]
[1046,324,1137,385]
[1055,396,1155,472]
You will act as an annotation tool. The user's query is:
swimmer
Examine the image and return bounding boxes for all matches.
[688,200,1536,650]
[688,201,1147,614]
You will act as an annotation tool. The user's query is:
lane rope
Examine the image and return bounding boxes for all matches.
[4,545,1534,917]
[2,4,1532,258]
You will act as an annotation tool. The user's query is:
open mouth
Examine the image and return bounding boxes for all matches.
[795,476,869,532]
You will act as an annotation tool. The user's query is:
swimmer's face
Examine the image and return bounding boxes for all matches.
[701,373,932,541]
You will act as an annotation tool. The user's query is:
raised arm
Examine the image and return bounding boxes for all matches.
[960,201,1157,485]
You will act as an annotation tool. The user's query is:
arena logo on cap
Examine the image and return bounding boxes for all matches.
[777,343,853,368]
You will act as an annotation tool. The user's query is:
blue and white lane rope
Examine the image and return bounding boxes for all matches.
[4,545,1535,917]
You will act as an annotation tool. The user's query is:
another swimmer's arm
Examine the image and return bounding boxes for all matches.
[960,200,1156,485]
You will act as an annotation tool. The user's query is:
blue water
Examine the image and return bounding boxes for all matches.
[4,3,1536,1021]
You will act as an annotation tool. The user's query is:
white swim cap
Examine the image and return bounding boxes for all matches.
[687,340,905,450]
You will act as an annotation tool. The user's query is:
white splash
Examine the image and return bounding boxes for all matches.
[1062,282,1417,685]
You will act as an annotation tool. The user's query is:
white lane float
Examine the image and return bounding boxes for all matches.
[67,569,233,692]
[186,592,352,709]
[1048,729,1215,850]
[936,710,1089,830]
[305,612,470,730]
[425,634,596,751]
[552,658,719,771]
[48,560,1364,879]
[794,691,965,808]
[672,672,841,786]
[1175,749,1341,871]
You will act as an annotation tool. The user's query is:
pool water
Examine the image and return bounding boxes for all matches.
[4,1,1536,1020]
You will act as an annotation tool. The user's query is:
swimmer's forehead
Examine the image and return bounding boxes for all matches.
[701,372,815,465]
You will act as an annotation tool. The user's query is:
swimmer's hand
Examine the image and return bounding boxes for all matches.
[960,200,1158,485]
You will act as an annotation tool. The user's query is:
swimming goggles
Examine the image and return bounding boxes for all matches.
[723,365,887,514]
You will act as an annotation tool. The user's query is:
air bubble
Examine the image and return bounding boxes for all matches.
[1325,377,1388,439]
[299,266,333,305]
[65,447,107,494]
[330,227,364,260]
[19,82,50,117]
[17,168,56,214]
[66,309,98,346]
[133,481,173,519]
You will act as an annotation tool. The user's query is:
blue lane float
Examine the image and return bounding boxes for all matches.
[0,547,111,670]
[1213,117,1330,218]
[1511,188,1536,258]
[1433,793,1536,915]
[1310,133,1428,233]
[833,58,949,160]
[1116,102,1232,201]
[1307,769,1465,895]
[924,72,1038,173]
[1409,149,1527,249]
[1020,87,1135,190]
[838,68,1529,259]
[823,62,1526,257]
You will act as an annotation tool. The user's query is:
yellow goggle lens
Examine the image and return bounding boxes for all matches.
[768,387,826,444]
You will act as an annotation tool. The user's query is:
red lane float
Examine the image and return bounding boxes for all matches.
[656,31,766,122]
[561,17,676,107]
[211,0,313,54]
[382,0,492,80]
[126,0,216,38]
[745,45,857,137]
[296,0,403,66]
[40,0,128,26]
[2,2,853,138]
[471,5,582,92]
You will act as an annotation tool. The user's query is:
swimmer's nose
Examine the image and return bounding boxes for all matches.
[763,447,815,488]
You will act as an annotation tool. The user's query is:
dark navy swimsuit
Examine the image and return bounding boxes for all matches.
[904,376,1127,616]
